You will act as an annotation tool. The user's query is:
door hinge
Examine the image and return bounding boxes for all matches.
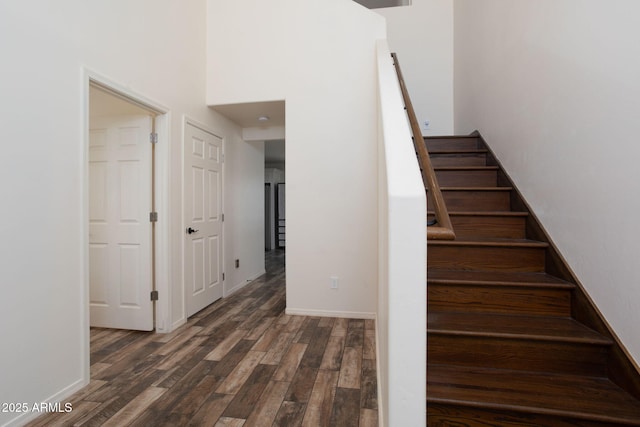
[221,213,225,222]
[150,290,159,301]
[150,212,158,222]
[150,132,158,144]
[222,272,225,281]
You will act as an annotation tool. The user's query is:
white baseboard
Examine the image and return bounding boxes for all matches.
[4,377,87,427]
[247,270,266,282]
[170,317,187,333]
[285,307,376,319]
[224,270,266,298]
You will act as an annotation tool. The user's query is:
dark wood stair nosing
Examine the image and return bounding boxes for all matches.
[428,278,574,290]
[424,135,478,140]
[427,396,640,426]
[429,149,488,154]
[428,210,528,217]
[428,239,549,249]
[427,363,640,426]
[440,186,512,191]
[427,269,574,285]
[427,312,612,345]
[427,327,612,346]
[433,166,499,171]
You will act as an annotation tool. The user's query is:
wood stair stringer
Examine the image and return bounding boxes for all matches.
[428,364,640,426]
[423,133,640,424]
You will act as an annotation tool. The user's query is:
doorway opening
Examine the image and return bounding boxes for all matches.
[86,76,169,339]
[264,139,285,252]
[183,120,225,318]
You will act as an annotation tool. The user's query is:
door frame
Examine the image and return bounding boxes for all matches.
[264,183,272,251]
[82,69,171,380]
[181,116,226,318]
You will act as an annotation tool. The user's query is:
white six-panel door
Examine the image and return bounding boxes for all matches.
[184,123,224,317]
[89,115,154,331]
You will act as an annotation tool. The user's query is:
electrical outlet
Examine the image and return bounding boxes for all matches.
[330,276,339,289]
[235,259,240,268]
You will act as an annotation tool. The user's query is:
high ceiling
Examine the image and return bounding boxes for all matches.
[212,101,285,128]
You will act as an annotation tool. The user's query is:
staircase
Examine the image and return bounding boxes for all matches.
[425,134,640,426]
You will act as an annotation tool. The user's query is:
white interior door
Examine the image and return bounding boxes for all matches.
[89,115,154,331]
[184,123,224,317]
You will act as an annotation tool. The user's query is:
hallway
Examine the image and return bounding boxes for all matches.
[27,250,378,426]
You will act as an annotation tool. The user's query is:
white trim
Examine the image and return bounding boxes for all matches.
[375,315,384,427]
[224,270,266,298]
[285,308,376,320]
[171,317,188,332]
[154,112,172,333]
[82,68,172,337]
[181,116,226,322]
[80,67,92,399]
[184,117,226,138]
[4,377,86,427]
[87,71,168,115]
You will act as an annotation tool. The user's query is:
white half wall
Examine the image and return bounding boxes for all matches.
[376,0,454,135]
[0,1,264,425]
[377,39,427,427]
[454,0,640,364]
[208,0,386,318]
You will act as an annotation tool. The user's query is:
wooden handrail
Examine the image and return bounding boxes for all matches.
[391,53,455,240]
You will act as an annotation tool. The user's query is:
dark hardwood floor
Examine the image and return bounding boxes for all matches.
[27,250,378,427]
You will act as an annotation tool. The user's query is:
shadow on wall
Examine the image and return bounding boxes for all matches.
[353,0,411,9]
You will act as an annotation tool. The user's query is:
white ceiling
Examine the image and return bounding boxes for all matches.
[212,100,285,128]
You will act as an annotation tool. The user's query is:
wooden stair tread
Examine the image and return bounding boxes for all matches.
[439,186,512,191]
[428,364,640,425]
[429,149,488,154]
[424,135,478,140]
[428,238,548,249]
[428,211,528,217]
[428,312,611,345]
[427,269,574,289]
[433,166,499,171]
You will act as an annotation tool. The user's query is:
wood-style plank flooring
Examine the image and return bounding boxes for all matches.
[27,250,377,426]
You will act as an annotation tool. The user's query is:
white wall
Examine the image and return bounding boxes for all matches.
[0,1,264,425]
[454,0,640,364]
[377,39,427,427]
[376,0,454,135]
[208,0,386,318]
[222,139,266,297]
[354,0,411,9]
